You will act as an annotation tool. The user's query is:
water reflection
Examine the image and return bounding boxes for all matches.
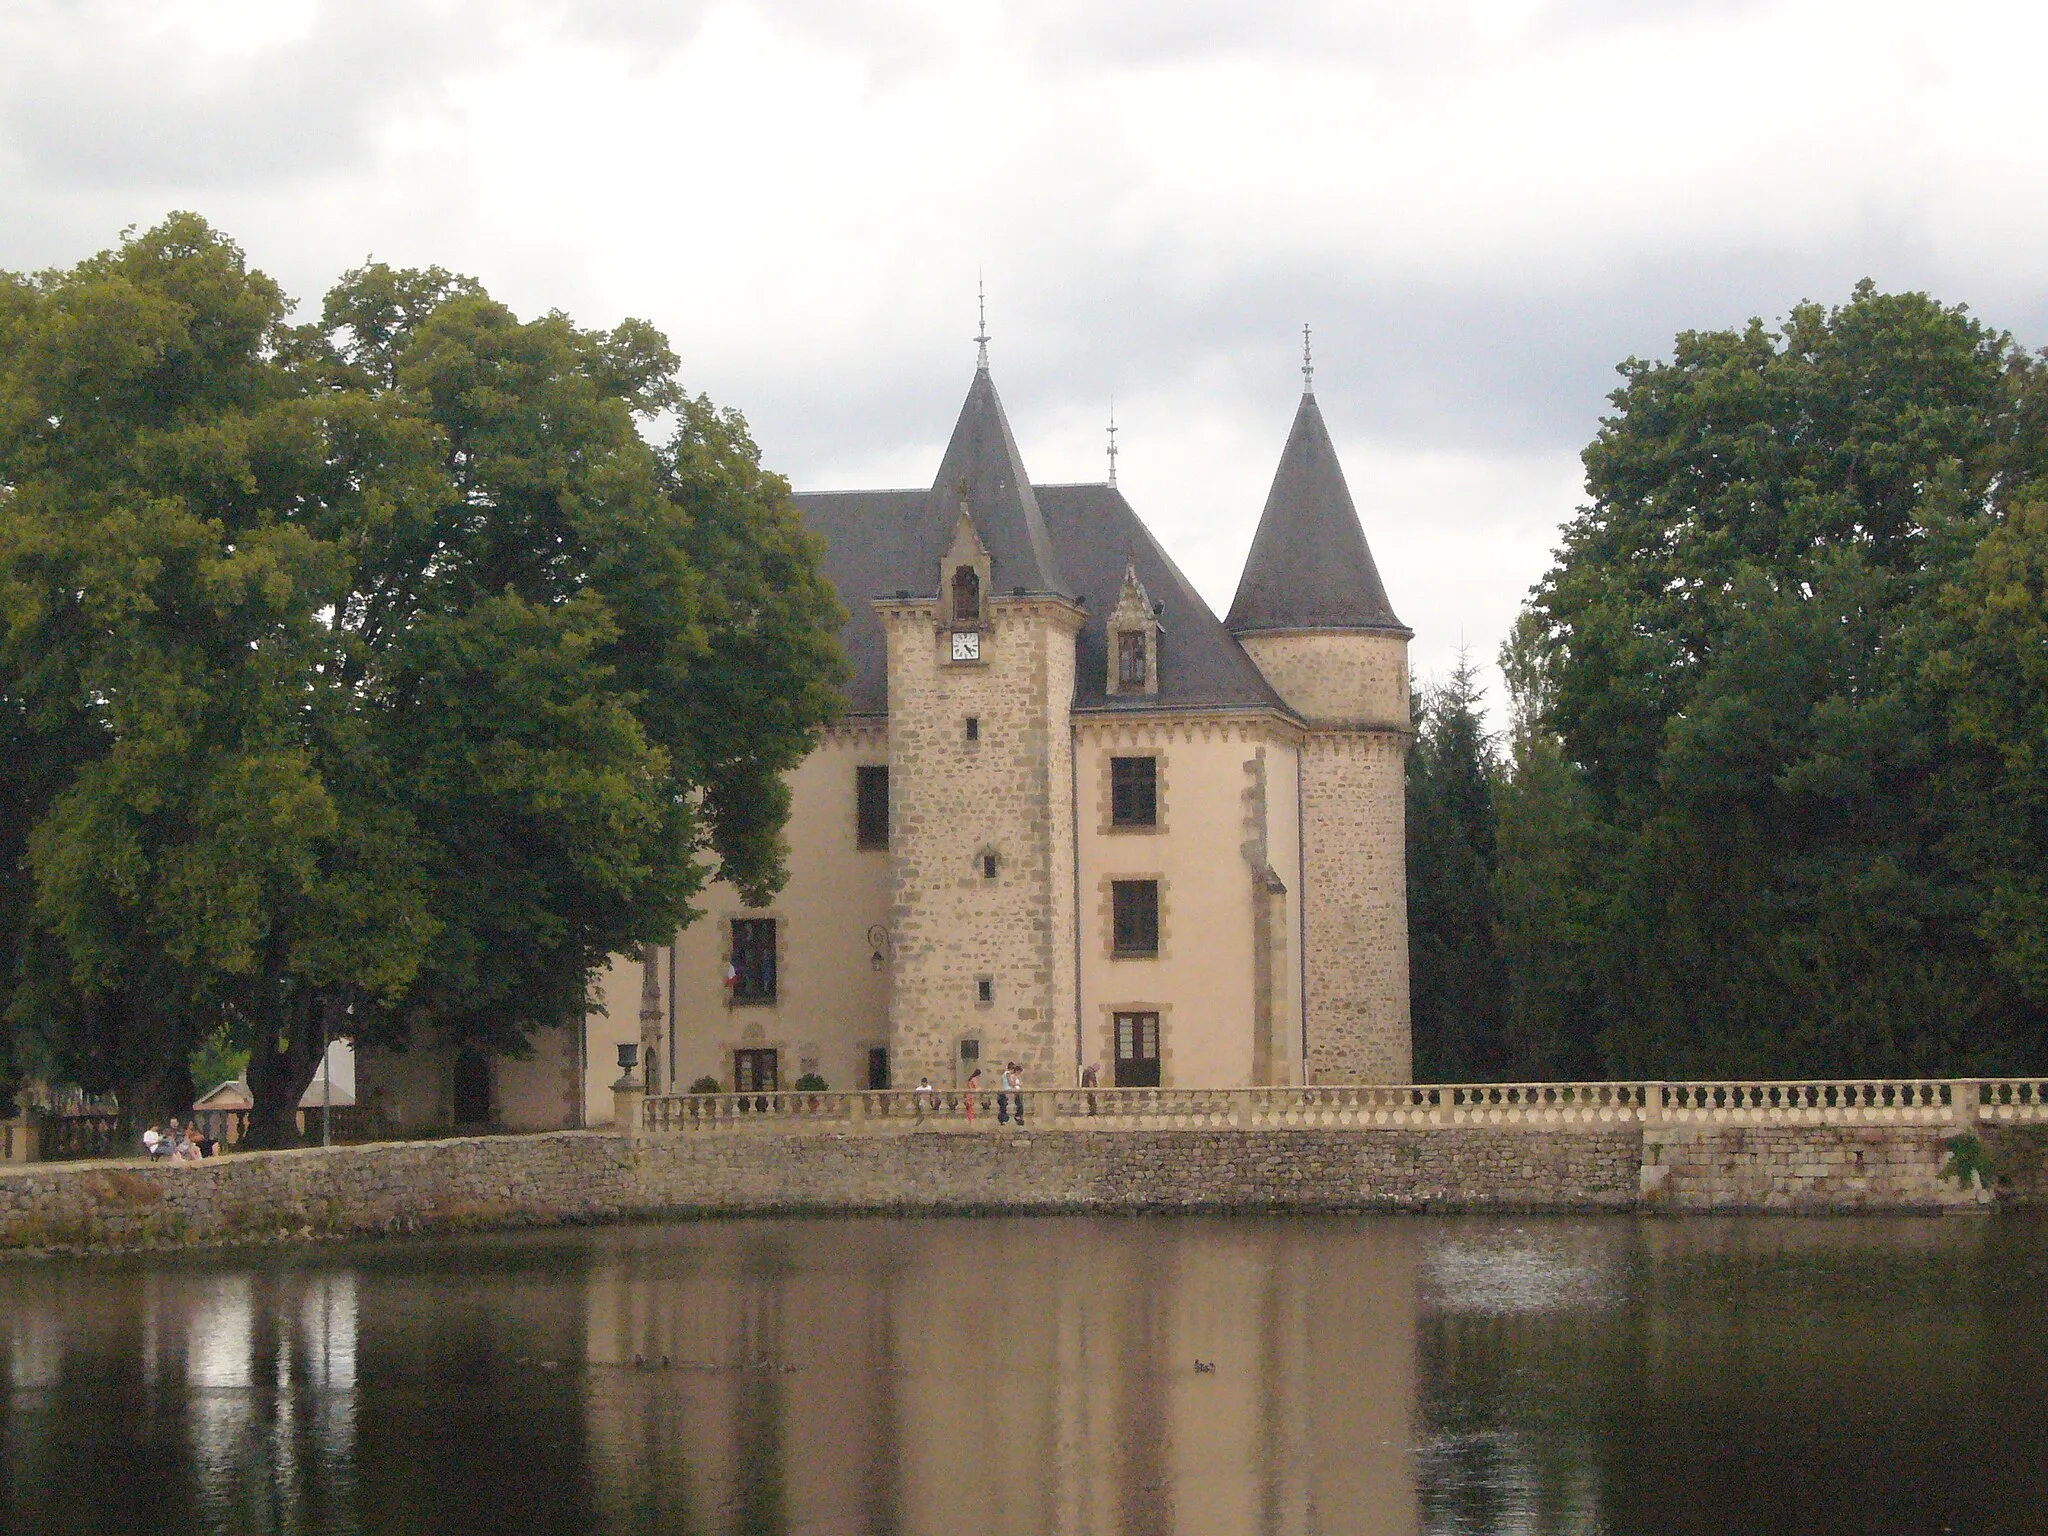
[1,1215,2044,1535]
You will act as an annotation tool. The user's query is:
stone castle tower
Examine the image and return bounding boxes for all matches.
[878,360,1085,1088]
[1227,385,1413,1082]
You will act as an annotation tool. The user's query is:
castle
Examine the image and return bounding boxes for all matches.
[360,344,1412,1129]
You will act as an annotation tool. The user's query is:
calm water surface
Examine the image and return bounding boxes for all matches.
[3,1213,2045,1535]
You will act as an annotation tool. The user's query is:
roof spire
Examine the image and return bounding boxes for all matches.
[975,276,990,371]
[1106,399,1119,489]
[1301,323,1313,395]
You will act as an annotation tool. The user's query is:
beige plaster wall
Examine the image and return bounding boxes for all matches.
[661,723,894,1097]
[881,594,1082,1089]
[1074,715,1305,1089]
[355,1041,445,1130]
[1237,630,1409,729]
[493,1024,582,1132]
[583,953,641,1126]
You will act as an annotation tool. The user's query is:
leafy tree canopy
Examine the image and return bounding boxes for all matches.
[0,215,846,1137]
[1515,281,2048,1076]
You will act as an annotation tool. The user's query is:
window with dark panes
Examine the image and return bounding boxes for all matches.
[1111,880,1159,957]
[734,1048,779,1093]
[1114,1012,1161,1087]
[866,1047,890,1090]
[729,919,777,1003]
[856,765,889,849]
[1110,756,1157,827]
[1117,629,1147,688]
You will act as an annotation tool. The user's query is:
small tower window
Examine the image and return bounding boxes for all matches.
[976,977,994,1005]
[952,565,981,626]
[965,716,980,742]
[1118,630,1147,688]
[982,852,998,880]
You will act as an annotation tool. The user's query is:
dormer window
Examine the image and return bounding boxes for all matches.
[1105,559,1161,697]
[952,565,981,627]
[1117,630,1147,689]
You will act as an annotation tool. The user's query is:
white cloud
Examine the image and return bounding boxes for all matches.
[4,0,2045,725]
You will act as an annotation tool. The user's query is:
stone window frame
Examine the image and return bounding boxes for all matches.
[1099,749,1167,835]
[975,975,994,1007]
[1098,873,1169,962]
[1093,1001,1174,1089]
[724,912,785,1008]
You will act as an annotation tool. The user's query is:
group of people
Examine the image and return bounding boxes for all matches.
[142,1119,216,1161]
[914,1062,1033,1124]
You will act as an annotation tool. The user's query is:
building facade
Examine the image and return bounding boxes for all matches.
[359,352,1411,1130]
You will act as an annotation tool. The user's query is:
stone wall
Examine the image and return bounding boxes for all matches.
[1298,730,1412,1083]
[3,1119,2019,1255]
[1646,1126,1988,1213]
[881,593,1084,1090]
[0,1127,1642,1254]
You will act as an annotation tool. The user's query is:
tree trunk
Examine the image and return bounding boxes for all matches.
[243,988,329,1149]
[106,988,197,1135]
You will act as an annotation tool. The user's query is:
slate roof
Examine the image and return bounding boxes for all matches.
[793,365,1397,719]
[1226,391,1407,635]
[794,477,1290,718]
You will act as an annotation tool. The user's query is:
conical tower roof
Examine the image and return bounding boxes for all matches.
[1227,391,1405,634]
[922,363,1071,598]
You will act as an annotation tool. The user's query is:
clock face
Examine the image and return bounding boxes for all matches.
[951,630,980,662]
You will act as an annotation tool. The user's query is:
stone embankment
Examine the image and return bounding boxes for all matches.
[1,1116,2038,1256]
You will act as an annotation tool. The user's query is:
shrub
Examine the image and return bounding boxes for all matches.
[794,1073,828,1092]
[688,1075,722,1094]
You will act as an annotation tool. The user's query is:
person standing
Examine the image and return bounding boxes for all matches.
[1081,1061,1100,1117]
[965,1067,981,1125]
[915,1076,933,1124]
[1001,1062,1024,1126]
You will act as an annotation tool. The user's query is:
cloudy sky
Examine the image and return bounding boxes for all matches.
[4,0,2045,715]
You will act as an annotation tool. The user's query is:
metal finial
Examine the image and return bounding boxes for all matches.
[1106,399,1119,489]
[975,277,990,370]
[1301,323,1313,394]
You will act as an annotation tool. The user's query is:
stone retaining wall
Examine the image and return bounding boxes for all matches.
[0,1121,2002,1256]
[1646,1125,1988,1213]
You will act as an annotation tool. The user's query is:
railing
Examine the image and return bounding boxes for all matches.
[40,1112,130,1162]
[639,1079,2048,1135]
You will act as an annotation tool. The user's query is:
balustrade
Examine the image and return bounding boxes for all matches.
[632,1077,2040,1136]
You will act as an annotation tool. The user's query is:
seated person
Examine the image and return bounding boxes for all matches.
[141,1125,163,1159]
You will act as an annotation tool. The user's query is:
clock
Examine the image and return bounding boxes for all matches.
[951,630,980,662]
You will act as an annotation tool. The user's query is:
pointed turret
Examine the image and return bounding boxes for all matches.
[1227,391,1405,635]
[923,365,1071,599]
[1229,369,1412,1085]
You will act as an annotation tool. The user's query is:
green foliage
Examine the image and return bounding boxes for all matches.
[1940,1133,1994,1188]
[1449,279,2048,1081]
[0,217,846,1136]
[688,1074,721,1094]
[188,1028,249,1096]
[793,1072,828,1093]
[1407,653,1508,1080]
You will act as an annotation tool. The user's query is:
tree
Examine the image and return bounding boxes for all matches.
[1406,652,1509,1081]
[1491,613,1610,1080]
[1523,282,2048,1076]
[0,219,847,1140]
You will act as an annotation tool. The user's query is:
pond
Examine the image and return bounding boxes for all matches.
[2,1213,2043,1535]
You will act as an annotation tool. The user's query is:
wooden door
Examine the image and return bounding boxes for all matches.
[1114,1013,1161,1088]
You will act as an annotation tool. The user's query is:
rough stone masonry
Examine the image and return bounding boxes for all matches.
[0,1119,2024,1256]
